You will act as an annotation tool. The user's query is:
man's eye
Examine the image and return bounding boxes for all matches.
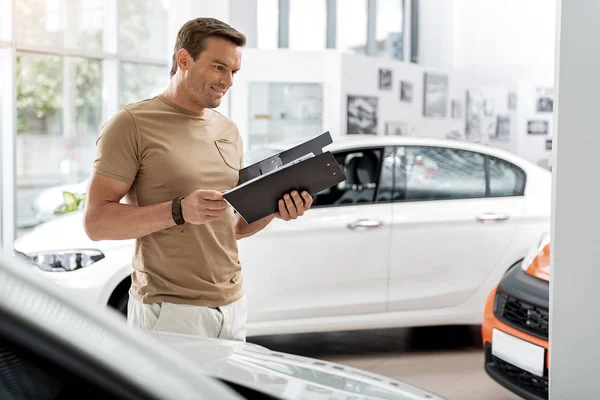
[215,65,224,70]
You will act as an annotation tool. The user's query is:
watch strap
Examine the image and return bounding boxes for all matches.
[172,196,185,225]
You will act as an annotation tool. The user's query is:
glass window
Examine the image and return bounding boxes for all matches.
[0,0,12,41]
[248,82,323,149]
[489,156,526,197]
[257,0,279,49]
[376,147,395,203]
[289,0,326,50]
[119,62,169,107]
[395,146,486,201]
[118,0,168,60]
[376,0,403,59]
[15,0,104,52]
[313,148,383,207]
[337,0,367,53]
[16,52,101,231]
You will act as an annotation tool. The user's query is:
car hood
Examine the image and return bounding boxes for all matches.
[524,243,550,282]
[151,332,444,400]
[14,210,132,254]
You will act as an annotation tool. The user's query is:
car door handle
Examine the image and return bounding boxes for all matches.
[347,219,383,229]
[476,213,510,223]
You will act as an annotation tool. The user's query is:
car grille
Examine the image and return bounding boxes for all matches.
[495,293,549,340]
[493,355,548,398]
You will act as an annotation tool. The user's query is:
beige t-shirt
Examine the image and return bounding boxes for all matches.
[93,96,244,307]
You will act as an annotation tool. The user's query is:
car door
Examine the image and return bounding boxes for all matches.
[387,145,527,311]
[239,146,394,323]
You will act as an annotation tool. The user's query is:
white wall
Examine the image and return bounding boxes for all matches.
[231,49,342,150]
[419,0,556,83]
[340,53,463,139]
[515,84,554,165]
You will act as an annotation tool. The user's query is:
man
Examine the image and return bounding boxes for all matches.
[83,17,312,341]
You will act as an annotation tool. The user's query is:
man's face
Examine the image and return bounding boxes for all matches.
[182,36,242,109]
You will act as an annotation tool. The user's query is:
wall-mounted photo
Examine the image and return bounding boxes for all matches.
[400,81,413,103]
[379,68,393,90]
[491,115,510,141]
[465,89,484,141]
[451,100,463,119]
[423,72,449,117]
[385,121,408,136]
[545,139,553,150]
[508,92,517,110]
[536,88,553,113]
[527,120,549,135]
[483,99,495,116]
[347,95,378,135]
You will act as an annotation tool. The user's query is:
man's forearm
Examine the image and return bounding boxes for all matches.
[84,201,176,241]
[235,213,275,240]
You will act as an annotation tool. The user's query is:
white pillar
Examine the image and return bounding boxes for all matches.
[0,46,15,253]
[549,1,600,398]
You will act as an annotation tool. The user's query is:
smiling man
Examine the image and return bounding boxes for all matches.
[83,18,312,341]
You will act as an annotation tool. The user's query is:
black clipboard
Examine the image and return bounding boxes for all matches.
[224,133,346,224]
[237,131,334,185]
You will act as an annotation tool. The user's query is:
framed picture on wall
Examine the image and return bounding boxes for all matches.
[451,100,463,119]
[508,92,517,110]
[400,81,413,103]
[423,72,449,117]
[536,88,553,113]
[385,121,408,136]
[527,120,549,135]
[483,99,495,116]
[492,115,510,141]
[379,68,393,90]
[545,139,553,150]
[347,95,378,135]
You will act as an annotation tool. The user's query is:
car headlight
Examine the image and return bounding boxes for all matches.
[521,232,551,272]
[29,250,105,272]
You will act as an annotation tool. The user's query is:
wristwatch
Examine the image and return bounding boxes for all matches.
[172,196,185,225]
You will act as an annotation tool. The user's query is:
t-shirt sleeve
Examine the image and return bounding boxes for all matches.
[92,109,140,184]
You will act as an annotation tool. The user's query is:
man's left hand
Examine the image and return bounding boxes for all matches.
[276,190,313,221]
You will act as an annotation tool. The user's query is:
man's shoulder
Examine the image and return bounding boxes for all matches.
[122,97,163,115]
[207,108,239,133]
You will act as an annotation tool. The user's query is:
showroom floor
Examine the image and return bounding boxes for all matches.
[250,325,520,400]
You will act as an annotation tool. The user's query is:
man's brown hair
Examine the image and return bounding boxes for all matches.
[170,17,246,78]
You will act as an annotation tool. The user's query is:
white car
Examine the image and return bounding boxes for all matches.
[31,178,89,223]
[1,252,444,400]
[14,136,552,337]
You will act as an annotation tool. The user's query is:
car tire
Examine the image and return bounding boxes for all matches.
[115,293,128,317]
[108,276,131,318]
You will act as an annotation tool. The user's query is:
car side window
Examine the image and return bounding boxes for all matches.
[488,156,526,197]
[312,148,383,207]
[395,146,486,201]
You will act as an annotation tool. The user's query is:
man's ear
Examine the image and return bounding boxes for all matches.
[176,49,191,72]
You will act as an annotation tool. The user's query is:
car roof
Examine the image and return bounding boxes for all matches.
[0,252,242,400]
[251,134,535,169]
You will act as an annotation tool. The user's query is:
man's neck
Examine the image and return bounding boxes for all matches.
[161,80,206,116]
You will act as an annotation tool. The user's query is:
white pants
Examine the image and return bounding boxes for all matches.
[127,291,248,342]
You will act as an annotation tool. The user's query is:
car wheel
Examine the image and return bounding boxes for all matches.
[115,292,128,317]
[108,276,131,318]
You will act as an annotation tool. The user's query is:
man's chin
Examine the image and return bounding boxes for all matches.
[208,98,222,109]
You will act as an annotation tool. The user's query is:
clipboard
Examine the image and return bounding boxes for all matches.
[224,133,347,224]
[237,131,334,185]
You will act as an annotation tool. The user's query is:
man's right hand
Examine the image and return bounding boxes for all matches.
[181,189,228,225]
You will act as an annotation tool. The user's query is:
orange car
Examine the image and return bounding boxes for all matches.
[482,233,550,400]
